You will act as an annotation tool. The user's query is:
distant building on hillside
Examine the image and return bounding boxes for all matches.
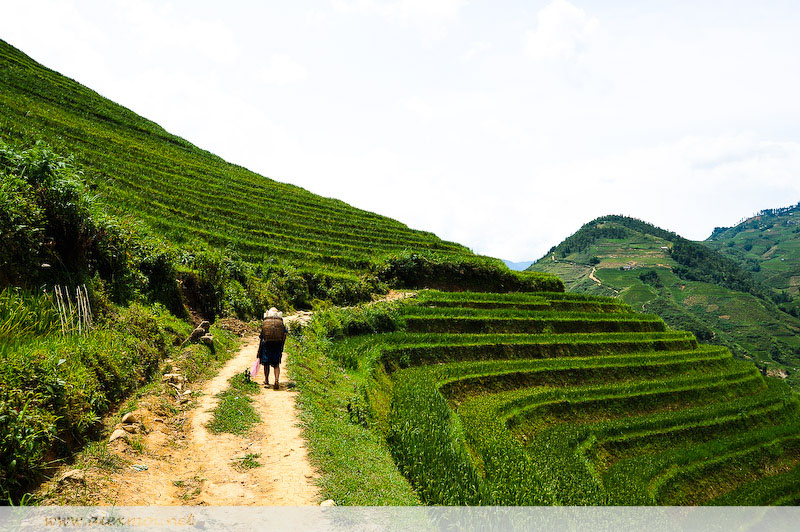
[660,246,669,251]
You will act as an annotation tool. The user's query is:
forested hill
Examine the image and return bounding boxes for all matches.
[528,215,800,387]
[541,215,780,303]
[0,39,557,312]
[707,203,800,317]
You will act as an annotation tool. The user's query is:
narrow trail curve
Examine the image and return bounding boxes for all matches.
[587,266,620,296]
[77,293,414,506]
[589,266,602,286]
[108,318,319,505]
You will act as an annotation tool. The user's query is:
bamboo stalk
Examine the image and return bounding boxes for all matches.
[51,285,93,336]
[75,286,81,335]
[54,286,66,335]
[82,285,92,329]
[82,285,92,332]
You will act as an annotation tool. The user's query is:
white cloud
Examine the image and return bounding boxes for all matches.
[4,2,800,266]
[503,133,800,261]
[480,119,534,149]
[332,0,466,20]
[400,96,434,121]
[525,0,598,62]
[331,0,467,39]
[260,54,309,85]
[461,41,491,63]
[378,0,467,21]
[306,9,329,26]
[112,0,241,64]
[0,0,109,83]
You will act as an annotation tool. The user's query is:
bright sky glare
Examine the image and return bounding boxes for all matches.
[2,0,800,261]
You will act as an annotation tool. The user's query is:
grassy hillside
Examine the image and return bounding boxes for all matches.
[0,39,562,306]
[294,291,800,505]
[528,216,800,388]
[707,203,800,316]
[0,38,465,272]
[0,39,559,504]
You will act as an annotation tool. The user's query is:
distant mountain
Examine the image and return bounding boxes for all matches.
[707,202,800,317]
[502,260,535,271]
[528,215,800,387]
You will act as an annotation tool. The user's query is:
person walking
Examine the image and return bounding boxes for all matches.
[259,307,288,390]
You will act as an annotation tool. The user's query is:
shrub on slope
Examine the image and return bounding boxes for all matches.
[0,299,190,502]
[376,252,563,293]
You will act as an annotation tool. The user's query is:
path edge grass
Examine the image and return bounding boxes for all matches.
[287,305,419,505]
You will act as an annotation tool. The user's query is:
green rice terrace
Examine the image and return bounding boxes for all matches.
[294,289,800,505]
[2,36,800,507]
[0,39,477,293]
[0,39,564,504]
[708,203,800,310]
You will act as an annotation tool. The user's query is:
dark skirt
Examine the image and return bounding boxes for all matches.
[259,340,283,367]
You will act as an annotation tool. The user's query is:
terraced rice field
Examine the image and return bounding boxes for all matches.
[0,40,469,280]
[340,290,800,504]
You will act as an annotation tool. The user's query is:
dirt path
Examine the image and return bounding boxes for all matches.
[589,266,602,286]
[94,325,319,506]
[187,334,319,505]
[44,293,418,505]
[587,266,621,296]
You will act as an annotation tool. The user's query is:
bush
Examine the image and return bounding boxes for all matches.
[0,300,189,502]
[374,252,563,293]
[0,140,183,310]
[311,304,401,341]
[0,288,60,340]
[0,174,44,286]
[638,270,662,288]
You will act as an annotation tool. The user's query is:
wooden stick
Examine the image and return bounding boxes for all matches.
[54,286,66,335]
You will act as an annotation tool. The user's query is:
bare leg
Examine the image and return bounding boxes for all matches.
[273,365,280,389]
[263,363,269,385]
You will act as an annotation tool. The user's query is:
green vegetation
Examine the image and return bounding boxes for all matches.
[0,39,554,312]
[4,35,796,508]
[544,215,777,302]
[529,215,800,385]
[375,253,562,293]
[287,311,419,505]
[206,373,261,436]
[231,453,262,471]
[0,299,190,502]
[0,38,560,504]
[708,202,800,317]
[292,290,800,505]
[0,130,236,503]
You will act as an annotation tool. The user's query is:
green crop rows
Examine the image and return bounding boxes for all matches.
[324,289,800,505]
[0,40,468,278]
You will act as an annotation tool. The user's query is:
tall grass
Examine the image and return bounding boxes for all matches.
[0,302,191,502]
[0,288,60,340]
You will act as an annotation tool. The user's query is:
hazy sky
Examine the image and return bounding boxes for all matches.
[3,1,800,261]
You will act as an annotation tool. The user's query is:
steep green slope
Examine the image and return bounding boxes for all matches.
[528,216,800,387]
[0,39,560,504]
[707,203,800,316]
[0,38,562,310]
[0,39,463,280]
